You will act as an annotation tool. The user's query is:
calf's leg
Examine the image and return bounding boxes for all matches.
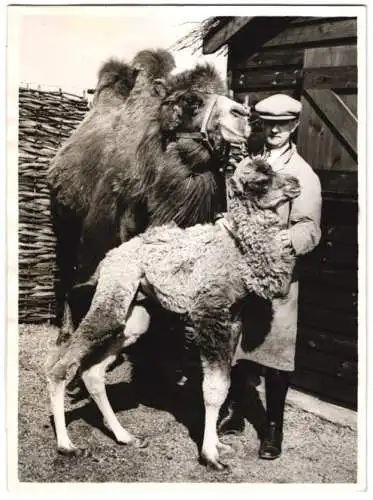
[81,304,150,448]
[200,356,231,470]
[47,289,140,454]
[47,329,95,455]
[190,296,242,470]
[48,244,146,453]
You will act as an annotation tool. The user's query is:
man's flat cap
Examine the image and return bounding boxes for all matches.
[255,94,302,120]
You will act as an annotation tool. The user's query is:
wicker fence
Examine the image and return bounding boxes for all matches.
[18,87,89,324]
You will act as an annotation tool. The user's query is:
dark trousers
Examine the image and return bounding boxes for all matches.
[227,361,292,436]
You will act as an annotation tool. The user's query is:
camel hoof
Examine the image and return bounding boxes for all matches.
[117,436,148,449]
[57,446,89,457]
[132,437,149,449]
[217,442,235,458]
[207,459,230,472]
[200,456,230,472]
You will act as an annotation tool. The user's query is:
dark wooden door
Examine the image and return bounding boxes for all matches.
[294,45,358,409]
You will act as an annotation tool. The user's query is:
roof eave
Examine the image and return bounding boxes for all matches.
[202,17,253,54]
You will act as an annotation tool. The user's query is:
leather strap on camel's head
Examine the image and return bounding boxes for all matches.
[153,78,251,156]
[175,95,251,161]
[153,77,251,164]
[175,95,220,155]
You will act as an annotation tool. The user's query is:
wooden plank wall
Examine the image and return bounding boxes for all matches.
[295,40,358,409]
[294,197,358,409]
[227,17,358,409]
[298,45,357,178]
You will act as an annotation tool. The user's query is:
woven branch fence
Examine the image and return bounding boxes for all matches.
[18,87,89,324]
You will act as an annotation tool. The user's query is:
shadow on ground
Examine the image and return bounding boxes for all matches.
[17,324,357,483]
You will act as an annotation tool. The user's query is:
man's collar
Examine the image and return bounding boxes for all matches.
[265,142,291,158]
[262,142,296,171]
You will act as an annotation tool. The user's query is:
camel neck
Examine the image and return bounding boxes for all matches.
[171,138,221,174]
[226,198,295,299]
[221,201,279,258]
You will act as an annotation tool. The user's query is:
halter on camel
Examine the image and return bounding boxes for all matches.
[175,94,250,210]
[175,95,221,156]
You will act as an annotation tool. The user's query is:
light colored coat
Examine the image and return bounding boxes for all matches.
[234,143,322,371]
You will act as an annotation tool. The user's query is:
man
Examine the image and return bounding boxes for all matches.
[219,94,322,460]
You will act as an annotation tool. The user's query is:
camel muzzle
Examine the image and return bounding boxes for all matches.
[175,95,250,158]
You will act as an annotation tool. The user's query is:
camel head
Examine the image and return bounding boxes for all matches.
[229,158,301,210]
[155,64,252,164]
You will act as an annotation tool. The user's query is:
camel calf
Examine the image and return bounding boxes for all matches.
[46,158,300,470]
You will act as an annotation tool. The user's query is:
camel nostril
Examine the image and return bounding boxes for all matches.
[286,184,301,198]
[284,176,300,191]
[231,103,250,118]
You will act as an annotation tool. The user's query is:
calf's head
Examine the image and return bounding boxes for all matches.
[230,158,301,210]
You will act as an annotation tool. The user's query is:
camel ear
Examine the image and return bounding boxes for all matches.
[152,78,168,98]
[229,176,244,196]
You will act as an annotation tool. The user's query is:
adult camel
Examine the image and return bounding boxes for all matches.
[48,49,251,344]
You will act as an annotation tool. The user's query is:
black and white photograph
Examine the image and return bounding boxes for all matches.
[6,1,368,491]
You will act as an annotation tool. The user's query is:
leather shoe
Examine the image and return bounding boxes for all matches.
[258,421,283,460]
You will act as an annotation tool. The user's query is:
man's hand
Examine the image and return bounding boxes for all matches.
[220,147,248,174]
[276,229,293,249]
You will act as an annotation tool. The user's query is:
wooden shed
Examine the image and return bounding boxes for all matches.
[203,16,358,409]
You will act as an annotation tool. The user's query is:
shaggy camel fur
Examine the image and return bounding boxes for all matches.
[47,158,300,470]
[48,49,251,339]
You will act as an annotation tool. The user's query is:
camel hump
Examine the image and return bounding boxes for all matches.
[131,49,176,79]
[93,50,175,108]
[95,58,138,103]
[97,59,135,82]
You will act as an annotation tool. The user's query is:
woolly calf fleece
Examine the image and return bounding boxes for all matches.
[91,159,300,327]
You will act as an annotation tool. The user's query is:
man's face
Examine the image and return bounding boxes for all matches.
[262,119,299,149]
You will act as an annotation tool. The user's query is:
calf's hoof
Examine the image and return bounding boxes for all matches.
[57,445,90,458]
[132,436,149,449]
[208,460,229,472]
[117,436,149,449]
[200,455,230,472]
[217,441,235,457]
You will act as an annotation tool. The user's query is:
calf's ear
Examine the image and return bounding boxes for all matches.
[229,176,244,196]
[152,78,168,98]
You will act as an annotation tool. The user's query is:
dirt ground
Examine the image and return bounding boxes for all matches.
[16,324,357,483]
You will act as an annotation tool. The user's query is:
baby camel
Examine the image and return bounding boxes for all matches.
[46,158,300,470]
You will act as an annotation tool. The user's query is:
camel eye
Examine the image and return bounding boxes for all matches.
[190,102,202,115]
[255,178,268,186]
[252,179,269,192]
[182,91,204,115]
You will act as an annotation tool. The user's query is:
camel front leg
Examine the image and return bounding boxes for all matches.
[200,356,231,470]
